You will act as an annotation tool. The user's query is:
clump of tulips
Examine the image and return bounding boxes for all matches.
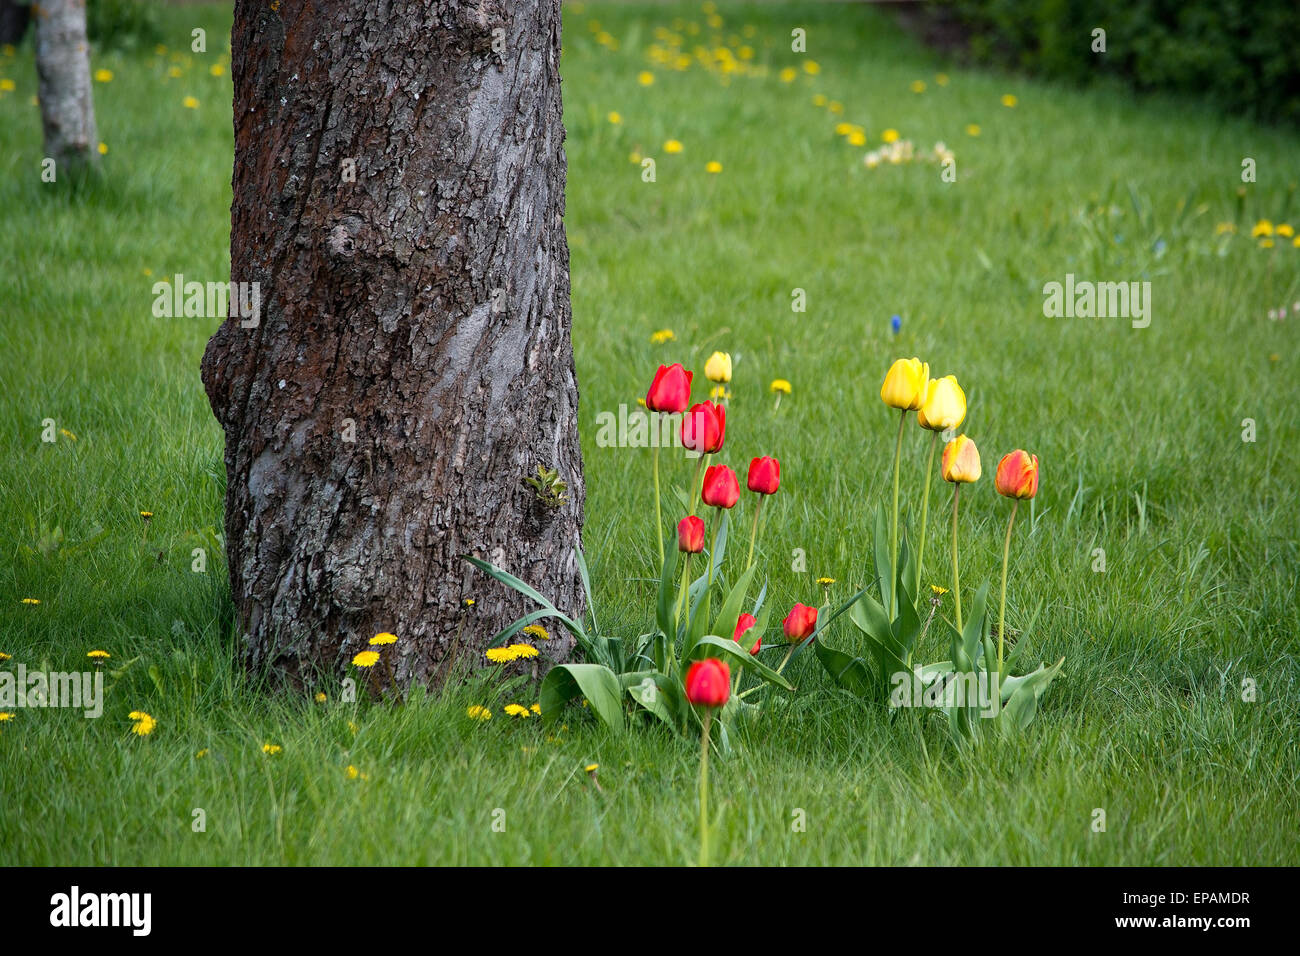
[469,356,861,743]
[815,357,1064,742]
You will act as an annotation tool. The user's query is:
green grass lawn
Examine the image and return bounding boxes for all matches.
[2,1,1298,865]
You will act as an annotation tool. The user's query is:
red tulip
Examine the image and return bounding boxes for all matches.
[747,456,781,495]
[681,401,726,454]
[677,515,705,553]
[646,363,693,414]
[782,603,818,643]
[733,612,761,655]
[995,450,1039,500]
[701,464,740,509]
[685,658,731,707]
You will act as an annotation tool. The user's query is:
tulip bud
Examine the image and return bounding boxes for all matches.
[701,464,740,509]
[747,456,780,495]
[782,603,818,643]
[734,612,761,655]
[646,363,693,414]
[995,450,1039,499]
[681,401,726,454]
[880,357,930,410]
[677,515,705,553]
[684,658,731,707]
[941,434,982,483]
[704,351,732,384]
[917,374,966,431]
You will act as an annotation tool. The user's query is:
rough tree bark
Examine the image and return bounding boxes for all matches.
[33,0,98,171]
[201,0,585,690]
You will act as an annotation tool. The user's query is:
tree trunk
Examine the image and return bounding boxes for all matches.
[33,0,98,171]
[201,0,584,691]
[1,1,31,47]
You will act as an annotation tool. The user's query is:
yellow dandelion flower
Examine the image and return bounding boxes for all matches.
[1294,236,1300,248]
[910,79,926,93]
[635,397,648,407]
[1277,223,1295,238]
[210,63,225,76]
[182,96,199,109]
[803,60,820,75]
[351,650,380,667]
[369,632,397,646]
[1252,219,1274,237]
[531,703,542,715]
[129,711,156,736]
[87,650,110,660]
[97,142,108,155]
[1001,93,1018,107]
[935,73,950,86]
[314,691,327,703]
[705,160,722,173]
[828,100,843,115]
[21,598,40,605]
[346,764,360,779]
[1259,238,1275,249]
[663,139,683,153]
[812,93,827,106]
[882,128,900,144]
[195,748,209,758]
[0,78,13,92]
[834,122,853,136]
[348,720,359,734]
[467,705,492,721]
[779,66,797,83]
[0,712,14,722]
[770,378,792,394]
[847,130,866,147]
[262,743,282,755]
[504,703,531,718]
[607,110,622,125]
[154,45,167,56]
[522,624,549,641]
[585,763,599,773]
[168,66,182,78]
[94,69,113,83]
[709,385,731,401]
[0,652,10,661]
[485,647,516,663]
[638,71,655,86]
[965,124,980,137]
[139,511,153,519]
[930,584,950,595]
[817,577,836,586]
[509,644,540,659]
[650,328,676,344]
[59,428,76,440]
[628,150,642,164]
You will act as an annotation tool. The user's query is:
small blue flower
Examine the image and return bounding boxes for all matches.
[890,314,902,334]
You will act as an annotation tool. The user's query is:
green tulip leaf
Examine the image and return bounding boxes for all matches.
[539,663,625,732]
[689,634,794,690]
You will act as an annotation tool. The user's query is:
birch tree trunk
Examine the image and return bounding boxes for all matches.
[201,0,584,691]
[33,0,98,171]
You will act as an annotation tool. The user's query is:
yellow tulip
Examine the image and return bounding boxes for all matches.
[704,351,732,383]
[941,434,981,483]
[917,374,966,431]
[880,357,929,410]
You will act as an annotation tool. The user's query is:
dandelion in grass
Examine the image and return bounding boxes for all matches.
[509,644,540,660]
[1214,222,1235,235]
[182,96,199,109]
[0,712,14,722]
[467,705,492,721]
[167,66,182,78]
[1001,93,1018,107]
[779,67,796,83]
[1260,239,1275,249]
[369,632,397,646]
[314,691,327,703]
[20,598,40,605]
[638,70,654,86]
[87,650,110,666]
[828,100,844,115]
[812,93,826,106]
[195,749,209,759]
[347,720,359,735]
[882,128,899,144]
[210,63,224,76]
[936,73,950,86]
[504,704,531,718]
[607,111,622,125]
[98,142,108,155]
[0,652,10,661]
[522,624,549,641]
[351,650,380,668]
[769,378,791,411]
[705,160,722,174]
[129,711,156,736]
[1252,220,1274,238]
[262,743,282,756]
[59,428,77,440]
[663,139,683,154]
[346,764,360,779]
[1277,224,1295,238]
[910,80,926,93]
[803,60,820,74]
[531,703,542,715]
[94,69,113,83]
[485,647,516,663]
[650,328,675,344]
[0,78,13,92]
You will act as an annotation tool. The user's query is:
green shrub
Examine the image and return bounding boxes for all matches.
[86,0,162,53]
[940,0,1300,125]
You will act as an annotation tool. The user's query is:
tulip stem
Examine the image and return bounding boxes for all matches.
[951,485,963,634]
[675,553,692,640]
[745,496,764,571]
[698,709,713,867]
[707,508,722,596]
[889,408,906,618]
[998,499,1018,679]
[652,440,664,566]
[916,430,937,597]
[688,453,710,516]
[775,643,797,676]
